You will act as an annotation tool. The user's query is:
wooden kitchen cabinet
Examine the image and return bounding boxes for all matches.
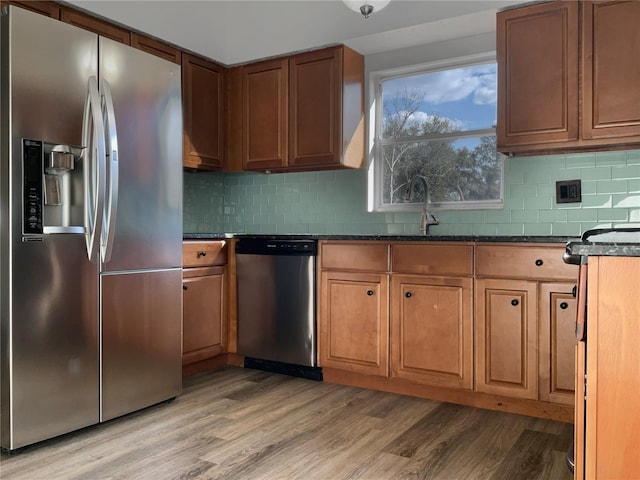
[497,1,579,151]
[182,53,225,170]
[497,0,640,154]
[241,45,364,172]
[182,241,228,369]
[390,274,473,390]
[319,271,389,376]
[475,244,578,403]
[581,0,640,143]
[538,282,576,405]
[475,278,538,400]
[242,58,289,170]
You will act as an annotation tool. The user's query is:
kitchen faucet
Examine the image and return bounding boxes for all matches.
[405,175,439,235]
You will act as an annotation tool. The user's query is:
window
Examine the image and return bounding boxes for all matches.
[370,55,504,212]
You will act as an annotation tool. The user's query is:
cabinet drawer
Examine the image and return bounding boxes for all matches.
[476,245,577,280]
[183,241,227,267]
[392,243,473,276]
[320,242,389,272]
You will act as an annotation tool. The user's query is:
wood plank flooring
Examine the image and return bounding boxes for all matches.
[0,367,573,480]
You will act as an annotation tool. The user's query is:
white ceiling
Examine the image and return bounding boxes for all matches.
[66,0,524,66]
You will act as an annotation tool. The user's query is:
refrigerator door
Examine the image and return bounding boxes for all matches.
[98,38,182,273]
[1,8,99,450]
[100,269,182,421]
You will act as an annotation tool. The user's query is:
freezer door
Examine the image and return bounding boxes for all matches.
[1,8,100,450]
[100,269,182,421]
[98,38,182,272]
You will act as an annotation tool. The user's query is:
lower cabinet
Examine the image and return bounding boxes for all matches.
[475,278,538,400]
[390,275,473,390]
[318,271,389,376]
[182,266,226,365]
[538,282,576,405]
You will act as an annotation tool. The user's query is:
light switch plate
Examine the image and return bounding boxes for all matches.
[556,179,582,203]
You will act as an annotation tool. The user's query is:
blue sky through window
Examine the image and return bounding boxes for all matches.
[382,62,497,133]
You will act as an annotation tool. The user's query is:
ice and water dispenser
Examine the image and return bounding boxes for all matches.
[22,139,85,235]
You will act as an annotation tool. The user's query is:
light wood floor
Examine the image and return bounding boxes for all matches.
[0,367,573,480]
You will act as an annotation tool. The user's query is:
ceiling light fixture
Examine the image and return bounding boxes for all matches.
[343,0,391,19]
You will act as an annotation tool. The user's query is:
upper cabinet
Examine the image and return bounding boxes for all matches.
[182,53,226,171]
[497,0,640,155]
[2,1,60,18]
[238,45,364,172]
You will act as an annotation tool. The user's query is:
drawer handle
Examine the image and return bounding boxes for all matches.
[535,259,543,266]
[183,284,188,291]
[560,302,569,310]
[572,285,577,298]
[511,299,519,307]
[197,251,207,257]
[367,290,374,296]
[405,292,412,298]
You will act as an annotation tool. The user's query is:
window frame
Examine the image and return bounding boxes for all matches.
[368,52,504,213]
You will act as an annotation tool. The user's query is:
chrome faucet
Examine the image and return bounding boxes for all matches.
[405,175,439,235]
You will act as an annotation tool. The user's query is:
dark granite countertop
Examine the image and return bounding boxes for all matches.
[565,228,640,257]
[184,233,577,244]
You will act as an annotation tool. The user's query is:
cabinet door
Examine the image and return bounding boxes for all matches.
[289,47,342,168]
[182,54,225,170]
[319,271,389,376]
[390,275,473,390]
[242,58,288,170]
[182,271,226,365]
[475,279,537,399]
[582,1,640,142]
[538,282,576,405]
[496,1,578,151]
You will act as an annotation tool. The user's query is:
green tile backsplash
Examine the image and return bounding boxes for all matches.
[184,150,640,236]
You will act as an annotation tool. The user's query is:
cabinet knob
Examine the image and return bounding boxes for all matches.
[511,299,519,306]
[367,290,374,296]
[535,259,543,266]
[560,302,569,310]
[197,251,207,257]
[405,292,412,298]
[572,285,577,298]
[183,284,187,291]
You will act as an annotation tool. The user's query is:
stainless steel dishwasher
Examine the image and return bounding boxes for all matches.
[236,238,321,379]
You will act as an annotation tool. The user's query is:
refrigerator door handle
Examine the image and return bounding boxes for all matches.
[100,79,119,264]
[82,76,107,263]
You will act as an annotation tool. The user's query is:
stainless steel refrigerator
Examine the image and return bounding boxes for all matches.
[0,6,183,451]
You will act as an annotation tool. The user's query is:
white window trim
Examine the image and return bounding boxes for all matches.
[367,52,504,213]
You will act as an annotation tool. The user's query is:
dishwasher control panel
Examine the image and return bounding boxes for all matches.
[236,238,317,256]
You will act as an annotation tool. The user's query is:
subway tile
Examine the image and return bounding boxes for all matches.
[627,150,640,165]
[566,152,596,169]
[484,209,512,224]
[629,209,640,222]
[523,167,551,184]
[473,224,498,235]
[612,165,640,179]
[580,194,612,209]
[441,223,474,235]
[539,210,568,222]
[597,209,628,222]
[524,223,553,235]
[596,180,628,194]
[581,167,611,181]
[595,150,627,166]
[580,181,597,195]
[524,195,553,210]
[509,183,538,198]
[384,223,407,235]
[628,179,640,193]
[612,194,640,208]
[511,210,539,223]
[551,222,582,236]
[496,223,525,235]
[567,209,598,222]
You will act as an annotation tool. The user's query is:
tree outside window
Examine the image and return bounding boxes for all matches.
[373,60,504,211]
